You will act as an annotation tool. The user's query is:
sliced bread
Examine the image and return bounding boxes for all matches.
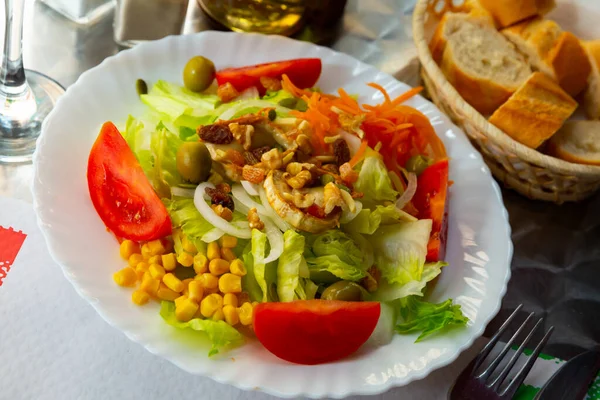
[547,121,600,165]
[429,12,494,64]
[583,40,600,120]
[477,0,555,28]
[488,72,578,149]
[438,16,532,115]
[502,18,592,97]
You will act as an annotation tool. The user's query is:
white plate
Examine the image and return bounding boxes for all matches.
[32,31,512,398]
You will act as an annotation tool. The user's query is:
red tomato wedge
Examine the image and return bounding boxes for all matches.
[215,58,322,94]
[412,159,449,262]
[87,122,172,241]
[254,300,380,365]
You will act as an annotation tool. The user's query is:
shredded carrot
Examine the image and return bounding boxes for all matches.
[349,140,368,167]
[391,87,423,106]
[367,82,392,104]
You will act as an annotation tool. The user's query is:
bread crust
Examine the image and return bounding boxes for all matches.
[478,0,556,28]
[547,121,600,165]
[488,72,577,149]
[584,40,600,120]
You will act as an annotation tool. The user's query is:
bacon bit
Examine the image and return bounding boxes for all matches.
[348,140,368,168]
[217,82,239,103]
[351,191,364,199]
[306,204,327,219]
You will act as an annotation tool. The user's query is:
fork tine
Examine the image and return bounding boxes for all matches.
[473,304,523,372]
[501,326,555,398]
[479,312,536,381]
[488,318,544,391]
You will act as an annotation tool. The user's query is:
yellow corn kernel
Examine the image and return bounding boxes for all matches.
[113,267,137,287]
[223,293,238,307]
[193,253,208,275]
[219,273,242,294]
[221,248,237,262]
[181,278,193,295]
[141,243,153,259]
[140,272,160,296]
[163,273,184,293]
[147,239,166,256]
[181,235,198,254]
[238,302,254,326]
[161,253,177,271]
[188,280,204,303]
[212,308,225,322]
[209,258,230,276]
[148,255,162,266]
[128,253,144,268]
[120,240,140,260]
[219,235,238,249]
[174,294,187,309]
[176,297,200,322]
[135,261,149,280]
[223,304,239,326]
[132,290,150,305]
[195,273,219,290]
[207,241,221,261]
[200,293,223,318]
[157,283,180,301]
[177,251,194,267]
[149,263,166,280]
[229,259,247,277]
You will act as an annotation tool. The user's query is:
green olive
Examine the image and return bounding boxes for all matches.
[278,97,298,109]
[321,281,363,301]
[176,141,212,183]
[406,155,433,176]
[183,56,216,93]
[295,98,308,112]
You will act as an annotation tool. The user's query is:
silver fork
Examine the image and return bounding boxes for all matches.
[449,304,555,400]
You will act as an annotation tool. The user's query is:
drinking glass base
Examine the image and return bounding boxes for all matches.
[0,70,64,163]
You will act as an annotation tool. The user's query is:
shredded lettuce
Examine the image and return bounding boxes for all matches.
[140,80,218,121]
[164,197,213,252]
[160,301,244,356]
[261,89,295,104]
[370,219,432,285]
[374,261,447,302]
[343,204,402,235]
[251,229,271,302]
[122,116,154,177]
[277,230,305,302]
[151,122,183,189]
[241,242,263,302]
[304,231,368,283]
[354,152,398,207]
[394,297,469,342]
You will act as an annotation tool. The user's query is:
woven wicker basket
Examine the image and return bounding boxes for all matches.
[412,0,600,203]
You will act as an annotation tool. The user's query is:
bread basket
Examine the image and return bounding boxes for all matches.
[412,0,600,203]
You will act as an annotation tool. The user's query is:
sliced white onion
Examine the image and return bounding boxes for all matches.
[397,209,418,223]
[395,172,418,210]
[258,186,293,232]
[194,183,252,239]
[263,217,284,264]
[241,180,260,196]
[171,186,196,198]
[232,221,250,229]
[232,184,267,214]
[340,200,363,224]
[235,87,259,101]
[217,100,291,121]
[202,228,225,243]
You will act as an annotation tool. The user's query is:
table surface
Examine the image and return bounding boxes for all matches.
[2,0,599,375]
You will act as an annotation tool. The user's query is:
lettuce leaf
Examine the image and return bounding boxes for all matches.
[261,89,295,104]
[251,229,270,302]
[150,122,183,188]
[163,197,213,252]
[141,80,218,121]
[241,242,263,302]
[122,116,154,177]
[370,219,432,285]
[354,152,398,206]
[160,301,244,356]
[394,297,469,342]
[277,230,306,302]
[374,262,447,302]
[343,204,402,235]
[304,230,368,283]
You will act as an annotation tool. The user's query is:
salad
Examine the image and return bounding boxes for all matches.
[87,56,468,365]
